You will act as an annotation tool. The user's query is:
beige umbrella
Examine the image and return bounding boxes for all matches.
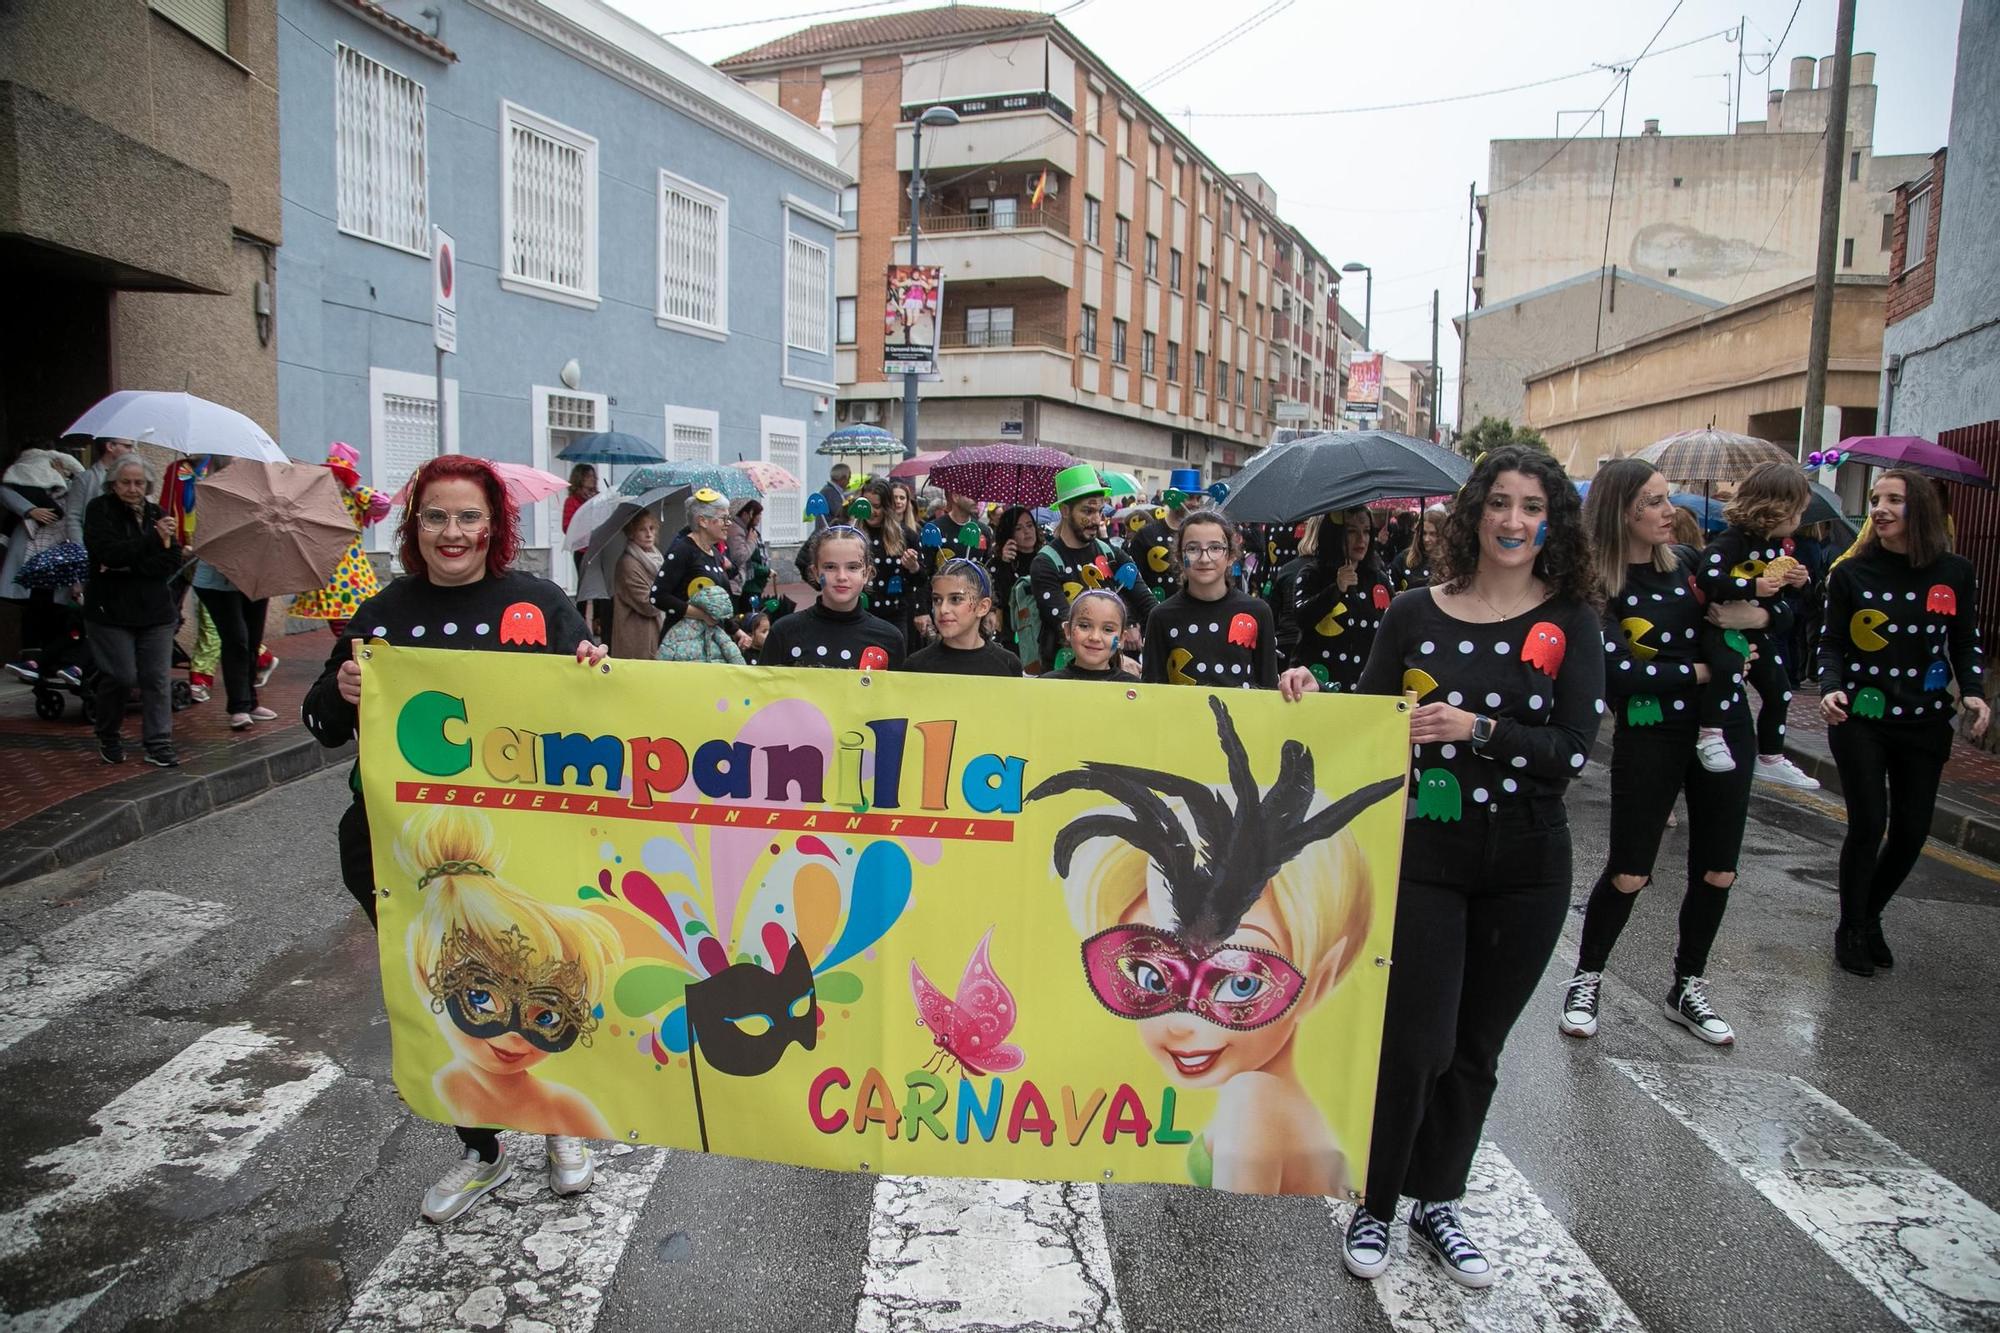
[190,460,358,601]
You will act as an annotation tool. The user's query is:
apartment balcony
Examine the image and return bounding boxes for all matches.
[898,206,1074,289]
[897,102,1076,175]
[934,321,1076,399]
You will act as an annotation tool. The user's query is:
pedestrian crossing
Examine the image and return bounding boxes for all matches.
[2,884,1998,1333]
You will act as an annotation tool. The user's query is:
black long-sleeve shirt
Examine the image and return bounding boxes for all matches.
[1140,588,1277,689]
[905,638,1021,676]
[762,602,906,670]
[1289,554,1393,691]
[649,531,732,634]
[1029,534,1151,658]
[1357,588,1606,820]
[863,527,919,628]
[1817,546,1983,724]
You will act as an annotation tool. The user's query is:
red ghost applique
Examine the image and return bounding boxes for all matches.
[497,602,548,646]
[1227,612,1259,648]
[858,645,890,671]
[1521,621,1566,675]
[1927,584,1958,616]
[1372,584,1391,611]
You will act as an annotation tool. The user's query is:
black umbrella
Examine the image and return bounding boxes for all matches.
[1805,480,1858,544]
[1218,430,1472,525]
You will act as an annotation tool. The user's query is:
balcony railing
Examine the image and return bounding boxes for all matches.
[903,206,1071,238]
[939,323,1069,352]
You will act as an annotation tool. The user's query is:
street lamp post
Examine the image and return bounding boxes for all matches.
[903,104,961,460]
[1341,261,1372,351]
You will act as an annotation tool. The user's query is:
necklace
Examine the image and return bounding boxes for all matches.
[1468,579,1538,623]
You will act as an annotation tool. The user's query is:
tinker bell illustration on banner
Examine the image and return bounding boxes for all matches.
[591,824,914,1150]
[396,810,626,1140]
[1028,694,1403,1196]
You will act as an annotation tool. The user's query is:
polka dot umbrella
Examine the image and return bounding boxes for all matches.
[926,444,1079,506]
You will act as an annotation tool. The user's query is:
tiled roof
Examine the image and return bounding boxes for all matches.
[335,0,457,61]
[717,4,1046,68]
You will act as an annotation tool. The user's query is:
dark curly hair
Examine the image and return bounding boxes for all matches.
[1435,446,1600,609]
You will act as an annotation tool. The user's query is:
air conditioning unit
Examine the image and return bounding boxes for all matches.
[854,401,884,424]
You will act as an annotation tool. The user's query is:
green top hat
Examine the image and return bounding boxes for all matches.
[1052,463,1109,506]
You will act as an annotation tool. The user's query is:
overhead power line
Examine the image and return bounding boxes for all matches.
[1746,0,1805,76]
[1139,1,1295,92]
[663,0,910,38]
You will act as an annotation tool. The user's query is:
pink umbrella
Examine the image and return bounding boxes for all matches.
[392,459,568,509]
[730,459,801,493]
[889,450,948,480]
[1835,435,1993,489]
[927,444,1078,506]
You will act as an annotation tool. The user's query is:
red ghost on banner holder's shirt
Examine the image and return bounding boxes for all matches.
[1227,612,1259,648]
[858,645,890,671]
[497,602,548,646]
[1520,621,1567,676]
[1927,583,1959,616]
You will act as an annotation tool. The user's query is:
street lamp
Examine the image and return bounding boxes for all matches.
[903,103,961,459]
[1341,261,1372,351]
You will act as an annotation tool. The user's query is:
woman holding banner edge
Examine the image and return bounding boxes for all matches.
[304,454,610,1225]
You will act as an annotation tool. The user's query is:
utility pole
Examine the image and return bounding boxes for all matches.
[1734,14,1745,134]
[1460,178,1474,435]
[1801,0,1856,460]
[1429,289,1440,442]
[902,105,961,460]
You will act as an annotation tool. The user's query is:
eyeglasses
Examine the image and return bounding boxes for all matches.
[418,508,491,533]
[1080,924,1305,1032]
[1182,542,1231,561]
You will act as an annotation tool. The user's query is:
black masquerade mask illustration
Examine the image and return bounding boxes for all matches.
[428,923,599,1054]
[1029,694,1402,1028]
[683,934,818,1076]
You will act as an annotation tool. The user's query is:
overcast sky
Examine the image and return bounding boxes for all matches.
[621,0,1964,426]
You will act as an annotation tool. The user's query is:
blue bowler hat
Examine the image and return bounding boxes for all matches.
[1168,467,1201,494]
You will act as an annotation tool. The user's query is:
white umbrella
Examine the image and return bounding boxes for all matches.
[564,490,624,552]
[63,390,285,463]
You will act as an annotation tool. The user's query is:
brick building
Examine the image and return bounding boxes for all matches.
[716,5,1348,486]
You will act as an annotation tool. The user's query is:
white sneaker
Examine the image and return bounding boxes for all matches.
[1755,755,1820,789]
[229,712,253,730]
[254,655,279,688]
[1695,730,1736,773]
[421,1146,513,1223]
[188,682,211,703]
[247,706,279,722]
[547,1135,595,1196]
[1559,970,1603,1038]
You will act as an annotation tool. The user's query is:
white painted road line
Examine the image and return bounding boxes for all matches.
[0,1024,340,1261]
[0,890,229,1055]
[0,1272,120,1333]
[856,1175,1125,1333]
[340,1137,667,1333]
[1615,1059,2000,1332]
[1333,1139,1649,1333]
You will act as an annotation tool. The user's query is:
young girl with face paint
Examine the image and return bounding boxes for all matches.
[1143,511,1318,698]
[1040,590,1139,682]
[905,558,1022,677]
[761,526,906,670]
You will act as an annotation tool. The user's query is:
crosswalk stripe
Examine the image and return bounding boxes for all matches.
[1333,1139,1649,1332]
[0,1273,119,1333]
[1614,1059,2000,1331]
[0,890,229,1056]
[0,1024,339,1262]
[855,1176,1125,1332]
[340,1137,667,1333]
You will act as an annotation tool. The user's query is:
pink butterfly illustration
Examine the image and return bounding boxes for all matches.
[909,927,1025,1077]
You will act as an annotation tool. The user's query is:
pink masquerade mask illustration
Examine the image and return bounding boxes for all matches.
[1081,923,1305,1031]
[909,927,1025,1077]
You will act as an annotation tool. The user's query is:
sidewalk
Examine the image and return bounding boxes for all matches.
[1779,681,2000,861]
[0,627,352,887]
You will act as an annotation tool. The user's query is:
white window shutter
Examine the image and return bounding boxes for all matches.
[761,416,808,546]
[663,405,720,466]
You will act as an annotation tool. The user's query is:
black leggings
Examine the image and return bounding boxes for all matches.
[1365,800,1571,1217]
[193,586,268,714]
[1577,718,1754,979]
[1697,627,1793,754]
[339,798,506,1162]
[1827,718,1953,930]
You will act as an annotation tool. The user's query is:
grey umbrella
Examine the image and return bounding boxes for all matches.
[1218,430,1472,525]
[576,485,691,602]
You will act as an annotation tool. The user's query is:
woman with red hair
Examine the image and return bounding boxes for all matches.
[303,454,610,1225]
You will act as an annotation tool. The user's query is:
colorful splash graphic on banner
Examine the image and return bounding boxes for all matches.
[359,647,1410,1197]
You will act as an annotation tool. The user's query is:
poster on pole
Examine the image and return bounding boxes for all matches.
[359,648,1411,1197]
[1345,353,1383,419]
[883,265,944,378]
[432,227,458,354]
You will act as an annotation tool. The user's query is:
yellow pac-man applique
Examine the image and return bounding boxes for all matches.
[1146,544,1171,574]
[1314,602,1348,637]
[1402,668,1438,700]
[1850,608,1889,651]
[1621,617,1658,661]
[1167,647,1195,685]
[1062,581,1084,603]
[686,575,718,599]
[1731,557,1768,581]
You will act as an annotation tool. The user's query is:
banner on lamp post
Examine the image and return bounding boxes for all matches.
[883,265,944,378]
[1345,354,1382,419]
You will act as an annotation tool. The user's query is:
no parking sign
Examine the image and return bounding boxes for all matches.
[432,226,457,354]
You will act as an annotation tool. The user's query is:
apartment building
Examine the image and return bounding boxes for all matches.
[718,5,1346,484]
[1379,357,1436,441]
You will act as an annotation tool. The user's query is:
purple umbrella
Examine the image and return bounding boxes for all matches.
[926,444,1078,506]
[1835,435,1993,489]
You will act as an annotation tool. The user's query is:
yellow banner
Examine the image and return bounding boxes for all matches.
[359,646,1409,1197]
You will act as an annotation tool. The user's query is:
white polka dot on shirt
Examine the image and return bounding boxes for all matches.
[790,646,803,658]
[476,623,490,636]
[1485,692,1502,707]
[1495,642,1511,655]
[1440,744,1457,759]
[1447,691,1464,706]
[840,650,852,661]
[1569,752,1585,768]
[815,645,828,657]
[410,625,425,638]
[371,625,387,637]
[1529,694,1544,710]
[1503,778,1518,793]
[1458,640,1475,654]
[1512,755,1528,768]
[1419,640,1435,655]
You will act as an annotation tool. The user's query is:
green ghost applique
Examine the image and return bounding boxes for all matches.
[1415,768,1463,822]
[1851,686,1887,719]
[1626,694,1664,726]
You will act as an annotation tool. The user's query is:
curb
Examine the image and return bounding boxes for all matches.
[0,732,354,888]
[1780,741,2000,864]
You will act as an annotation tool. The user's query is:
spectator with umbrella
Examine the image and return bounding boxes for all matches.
[187,458,276,730]
[290,443,391,638]
[82,454,183,766]
[724,496,768,613]
[610,510,666,660]
[561,463,599,598]
[649,488,747,650]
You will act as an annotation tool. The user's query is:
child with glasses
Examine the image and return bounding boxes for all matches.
[1141,511,1317,697]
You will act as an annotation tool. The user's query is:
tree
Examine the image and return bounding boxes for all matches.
[1457,416,1549,460]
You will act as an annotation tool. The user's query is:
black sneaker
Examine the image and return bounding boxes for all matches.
[1834,926,1876,977]
[1409,1200,1494,1289]
[1864,920,1894,970]
[1341,1206,1391,1279]
[1558,970,1602,1038]
[1665,976,1735,1045]
[97,739,126,764]
[142,749,180,769]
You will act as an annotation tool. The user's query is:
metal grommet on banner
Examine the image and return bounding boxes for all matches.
[627,1129,639,1141]
[1102,1169,1115,1180]
[601,661,612,674]
[859,674,873,687]
[1125,689,1138,701]
[859,1160,871,1172]
[1375,955,1390,967]
[359,646,373,661]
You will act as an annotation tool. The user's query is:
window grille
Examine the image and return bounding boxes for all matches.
[659,173,727,333]
[786,235,831,353]
[504,105,596,298]
[763,421,808,544]
[336,45,429,254]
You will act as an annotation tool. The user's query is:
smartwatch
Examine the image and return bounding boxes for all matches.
[1471,715,1497,751]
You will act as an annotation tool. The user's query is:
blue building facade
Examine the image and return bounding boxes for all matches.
[276,0,844,565]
